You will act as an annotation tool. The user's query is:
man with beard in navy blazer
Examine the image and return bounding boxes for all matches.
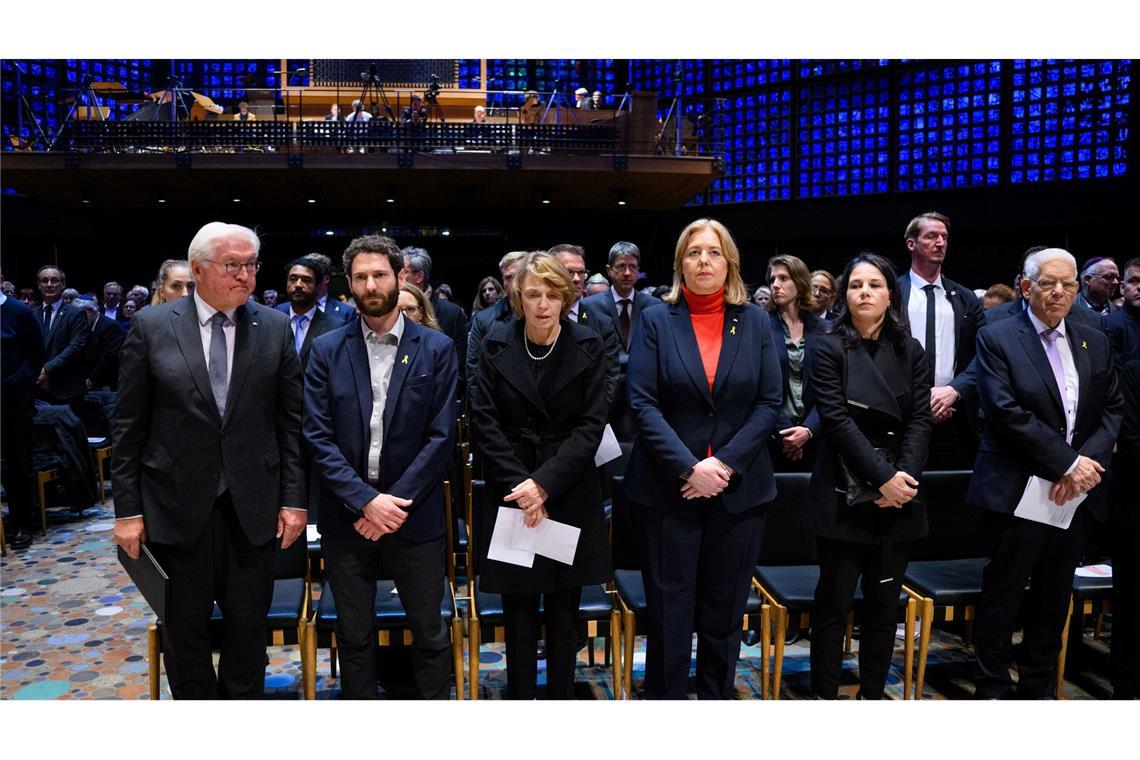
[303,234,458,699]
[969,247,1122,699]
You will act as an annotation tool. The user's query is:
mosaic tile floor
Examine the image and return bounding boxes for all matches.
[1,503,1113,700]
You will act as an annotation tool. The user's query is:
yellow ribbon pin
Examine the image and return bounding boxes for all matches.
[401,355,409,364]
[1081,340,1087,349]
[730,326,736,335]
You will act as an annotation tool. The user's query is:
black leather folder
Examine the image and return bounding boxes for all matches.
[117,544,170,622]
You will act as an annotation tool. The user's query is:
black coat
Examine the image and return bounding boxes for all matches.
[803,332,933,544]
[1111,359,1140,526]
[85,315,126,390]
[470,318,611,594]
[430,290,469,396]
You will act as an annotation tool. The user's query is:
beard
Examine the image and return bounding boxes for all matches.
[354,282,400,318]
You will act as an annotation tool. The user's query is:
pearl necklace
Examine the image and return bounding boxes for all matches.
[524,325,560,361]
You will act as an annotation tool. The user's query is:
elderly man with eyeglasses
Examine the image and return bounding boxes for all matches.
[1075,256,1121,317]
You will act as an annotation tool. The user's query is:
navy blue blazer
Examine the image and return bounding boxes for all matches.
[766,309,825,435]
[1106,304,1140,369]
[303,316,458,542]
[968,310,1123,520]
[625,299,783,513]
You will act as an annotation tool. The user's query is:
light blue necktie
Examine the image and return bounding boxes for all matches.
[293,313,308,354]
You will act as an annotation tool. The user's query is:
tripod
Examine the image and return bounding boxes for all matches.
[5,61,51,150]
[540,79,573,125]
[51,75,108,150]
[358,65,395,121]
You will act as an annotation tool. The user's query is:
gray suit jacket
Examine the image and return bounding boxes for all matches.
[111,298,305,547]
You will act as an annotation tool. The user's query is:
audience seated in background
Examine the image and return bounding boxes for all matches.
[61,287,79,304]
[982,283,1016,310]
[262,289,278,308]
[584,272,609,297]
[101,281,123,320]
[752,284,772,310]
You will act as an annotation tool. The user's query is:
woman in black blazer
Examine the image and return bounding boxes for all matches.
[626,218,783,698]
[470,251,610,699]
[804,252,932,699]
[766,254,826,471]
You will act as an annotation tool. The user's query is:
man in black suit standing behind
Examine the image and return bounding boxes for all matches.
[897,212,986,469]
[35,264,89,412]
[401,246,468,396]
[284,256,338,372]
[112,222,306,699]
[969,247,1122,699]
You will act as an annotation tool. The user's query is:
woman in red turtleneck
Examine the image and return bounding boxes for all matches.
[624,219,784,699]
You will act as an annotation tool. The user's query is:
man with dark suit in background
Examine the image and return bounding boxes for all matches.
[277,253,356,323]
[101,281,124,322]
[1106,257,1140,368]
[897,212,986,469]
[1075,256,1120,317]
[112,222,306,700]
[284,256,338,373]
[2,276,47,550]
[581,241,662,440]
[35,264,89,412]
[401,246,468,398]
[969,247,1122,699]
[549,243,622,410]
[74,298,126,391]
[1110,358,1140,698]
[303,235,458,699]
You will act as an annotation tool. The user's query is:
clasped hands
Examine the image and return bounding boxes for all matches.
[930,386,959,423]
[779,426,812,461]
[504,478,549,528]
[353,492,413,541]
[1048,455,1104,506]
[874,471,919,509]
[681,457,734,500]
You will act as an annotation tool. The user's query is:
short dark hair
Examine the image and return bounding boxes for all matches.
[343,235,403,279]
[1122,257,1140,277]
[549,243,586,260]
[37,264,65,283]
[608,241,641,267]
[287,256,325,281]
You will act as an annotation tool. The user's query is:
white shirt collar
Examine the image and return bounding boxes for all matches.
[289,303,318,320]
[610,285,633,304]
[1026,307,1067,339]
[909,269,944,292]
[193,290,238,326]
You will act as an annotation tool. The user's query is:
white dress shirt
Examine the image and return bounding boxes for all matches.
[363,314,405,483]
[193,291,237,382]
[907,269,956,388]
[41,299,61,330]
[103,305,119,320]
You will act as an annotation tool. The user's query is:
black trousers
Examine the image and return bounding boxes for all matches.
[322,533,449,700]
[1,390,37,532]
[925,413,976,470]
[973,508,1090,699]
[501,587,583,699]
[810,535,908,699]
[640,498,766,699]
[1112,521,1140,699]
[148,492,275,700]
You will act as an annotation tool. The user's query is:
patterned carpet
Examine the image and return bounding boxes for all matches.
[1,502,1114,700]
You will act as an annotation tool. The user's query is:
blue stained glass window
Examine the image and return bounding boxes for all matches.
[896,61,1002,191]
[797,75,891,197]
[708,88,793,204]
[1010,59,1131,183]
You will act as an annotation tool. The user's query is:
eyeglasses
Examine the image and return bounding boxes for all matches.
[1089,272,1120,282]
[205,259,261,276]
[811,285,834,296]
[566,269,588,278]
[1026,277,1080,294]
[400,305,421,315]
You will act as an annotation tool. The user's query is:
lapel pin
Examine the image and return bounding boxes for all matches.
[1081,340,1088,349]
[401,355,409,364]
[251,321,258,326]
[730,325,736,335]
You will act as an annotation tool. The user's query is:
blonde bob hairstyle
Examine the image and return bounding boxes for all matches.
[663,218,748,306]
[508,251,575,320]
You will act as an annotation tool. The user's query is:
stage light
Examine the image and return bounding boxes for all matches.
[157,199,166,204]
[441,230,451,237]
[324,230,335,236]
[307,198,316,204]
[386,198,395,204]
[542,198,551,205]
[232,198,241,203]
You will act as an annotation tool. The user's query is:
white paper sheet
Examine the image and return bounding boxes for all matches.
[487,507,536,567]
[305,524,321,542]
[594,424,622,467]
[1074,564,1112,578]
[508,513,581,566]
[1013,476,1087,530]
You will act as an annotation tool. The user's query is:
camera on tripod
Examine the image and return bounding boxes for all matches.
[360,63,381,84]
[424,74,442,104]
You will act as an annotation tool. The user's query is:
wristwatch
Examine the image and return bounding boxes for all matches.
[679,465,695,481]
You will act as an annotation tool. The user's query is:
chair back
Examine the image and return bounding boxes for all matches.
[907,470,984,561]
[756,472,816,565]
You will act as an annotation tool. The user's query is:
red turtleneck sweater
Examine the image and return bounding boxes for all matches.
[683,284,725,391]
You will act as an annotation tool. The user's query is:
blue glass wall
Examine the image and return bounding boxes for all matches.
[796,75,892,198]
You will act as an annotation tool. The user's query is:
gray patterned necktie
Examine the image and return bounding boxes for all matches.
[208,311,229,417]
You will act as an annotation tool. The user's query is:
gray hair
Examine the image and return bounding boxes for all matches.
[62,288,80,301]
[608,241,641,267]
[401,246,432,281]
[498,250,528,274]
[72,298,99,314]
[1024,248,1078,281]
[187,222,261,267]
